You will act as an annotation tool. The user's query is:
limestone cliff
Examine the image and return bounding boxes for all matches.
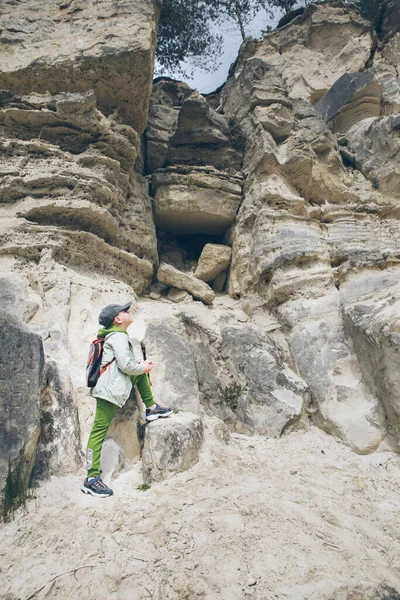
[0,0,161,515]
[1,0,400,525]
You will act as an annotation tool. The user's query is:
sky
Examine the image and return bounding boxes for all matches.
[159,8,283,94]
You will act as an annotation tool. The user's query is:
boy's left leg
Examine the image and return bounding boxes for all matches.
[81,398,115,497]
[132,374,173,421]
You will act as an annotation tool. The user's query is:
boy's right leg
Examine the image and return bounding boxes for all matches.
[132,373,173,421]
[82,398,116,497]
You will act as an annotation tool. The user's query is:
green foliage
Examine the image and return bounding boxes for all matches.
[137,483,151,491]
[156,0,223,76]
[157,0,391,77]
[356,0,386,30]
[218,0,275,40]
[270,0,299,11]
[223,381,242,411]
[156,0,279,74]
[2,458,32,522]
[176,312,198,327]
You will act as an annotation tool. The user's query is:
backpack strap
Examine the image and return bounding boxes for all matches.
[99,357,115,376]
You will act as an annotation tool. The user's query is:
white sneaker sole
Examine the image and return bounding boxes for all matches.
[146,410,173,422]
[81,485,113,498]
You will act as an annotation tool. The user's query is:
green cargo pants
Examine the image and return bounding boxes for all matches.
[86,373,154,478]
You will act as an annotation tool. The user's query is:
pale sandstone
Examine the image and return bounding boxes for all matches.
[346,115,400,199]
[167,288,190,303]
[152,166,242,235]
[253,103,294,139]
[0,0,160,132]
[168,90,242,172]
[195,244,232,283]
[157,262,215,305]
[315,71,383,132]
[146,79,192,173]
[142,413,204,484]
[254,4,374,104]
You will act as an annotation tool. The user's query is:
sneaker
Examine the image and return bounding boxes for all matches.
[146,403,173,422]
[81,476,113,497]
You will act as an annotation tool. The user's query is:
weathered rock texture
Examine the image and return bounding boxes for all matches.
[315,71,383,132]
[0,90,157,288]
[143,320,201,414]
[145,78,192,173]
[142,412,204,483]
[216,2,400,453]
[167,90,242,172]
[0,0,161,511]
[157,262,216,304]
[254,3,374,104]
[195,244,232,283]
[345,114,400,198]
[152,166,243,235]
[0,312,43,517]
[2,0,400,516]
[0,0,160,131]
[146,79,243,174]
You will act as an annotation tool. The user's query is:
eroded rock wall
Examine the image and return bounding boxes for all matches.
[1,0,400,513]
[218,2,400,453]
[0,0,161,509]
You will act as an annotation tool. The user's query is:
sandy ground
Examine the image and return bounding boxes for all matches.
[1,424,400,600]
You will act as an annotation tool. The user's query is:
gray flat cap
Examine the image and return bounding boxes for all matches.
[98,301,132,328]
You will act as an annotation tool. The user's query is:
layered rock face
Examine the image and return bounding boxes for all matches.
[0,0,160,513]
[1,0,400,515]
[0,0,158,131]
[218,2,400,453]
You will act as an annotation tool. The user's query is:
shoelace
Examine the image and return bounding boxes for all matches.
[91,478,109,491]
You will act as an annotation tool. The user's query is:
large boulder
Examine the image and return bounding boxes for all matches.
[220,326,309,436]
[0,312,43,517]
[195,244,232,283]
[151,166,243,236]
[276,287,387,454]
[315,71,383,132]
[157,263,216,305]
[340,269,400,447]
[142,412,204,484]
[33,359,82,480]
[143,320,200,413]
[0,0,160,132]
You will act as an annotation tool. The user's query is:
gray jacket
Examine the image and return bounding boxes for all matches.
[91,332,145,407]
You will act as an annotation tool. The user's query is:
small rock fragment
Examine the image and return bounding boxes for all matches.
[167,288,190,303]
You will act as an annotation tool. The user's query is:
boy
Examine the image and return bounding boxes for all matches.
[82,301,172,497]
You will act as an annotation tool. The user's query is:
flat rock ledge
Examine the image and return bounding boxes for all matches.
[157,262,216,305]
[151,166,243,235]
[142,412,204,484]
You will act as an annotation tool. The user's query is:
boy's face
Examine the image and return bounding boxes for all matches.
[113,309,133,329]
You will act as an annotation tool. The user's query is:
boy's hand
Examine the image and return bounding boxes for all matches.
[141,360,154,374]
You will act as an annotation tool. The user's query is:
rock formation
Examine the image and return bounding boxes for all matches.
[0,0,161,516]
[1,0,400,531]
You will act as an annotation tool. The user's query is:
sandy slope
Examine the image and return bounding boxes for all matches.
[1,424,400,600]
